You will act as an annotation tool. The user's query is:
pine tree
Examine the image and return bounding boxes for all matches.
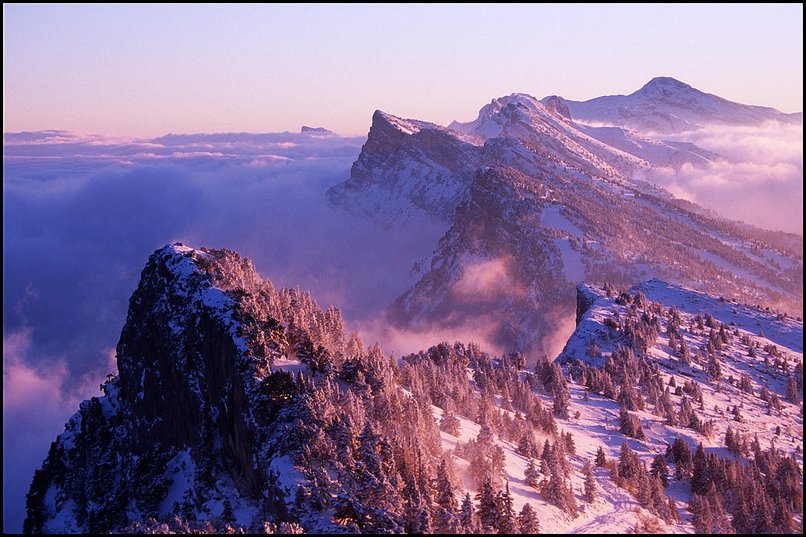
[552,384,571,419]
[785,375,800,403]
[221,498,235,525]
[459,493,475,533]
[649,454,668,487]
[690,494,713,534]
[517,503,540,534]
[563,431,576,456]
[595,445,607,467]
[540,439,552,462]
[724,426,735,452]
[618,441,641,482]
[524,457,540,488]
[497,482,516,534]
[582,459,596,503]
[619,405,645,440]
[706,484,732,534]
[435,459,457,512]
[774,496,795,533]
[475,476,500,532]
[691,443,711,495]
[517,433,534,457]
[440,411,461,436]
[751,494,774,533]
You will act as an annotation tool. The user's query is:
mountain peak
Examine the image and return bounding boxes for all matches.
[643,76,692,89]
[635,76,697,97]
[372,109,425,135]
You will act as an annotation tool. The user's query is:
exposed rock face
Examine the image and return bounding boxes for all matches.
[23,244,331,533]
[543,95,572,121]
[326,110,482,224]
[575,283,601,327]
[117,245,269,495]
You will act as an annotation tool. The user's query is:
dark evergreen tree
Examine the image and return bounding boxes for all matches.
[459,492,475,533]
[435,459,457,512]
[221,498,234,525]
[595,445,607,467]
[440,411,461,436]
[705,484,732,534]
[582,459,596,503]
[691,443,711,495]
[496,482,516,534]
[517,503,540,534]
[475,476,500,532]
[690,494,713,534]
[649,454,668,487]
[524,457,540,488]
[619,405,645,440]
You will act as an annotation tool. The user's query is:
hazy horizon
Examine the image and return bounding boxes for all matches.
[4,4,803,137]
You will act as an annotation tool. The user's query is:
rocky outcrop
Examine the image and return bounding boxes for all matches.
[326,110,481,224]
[117,245,267,495]
[300,126,333,134]
[575,283,601,327]
[23,244,333,533]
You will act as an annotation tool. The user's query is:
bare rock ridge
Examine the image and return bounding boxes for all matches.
[326,109,481,224]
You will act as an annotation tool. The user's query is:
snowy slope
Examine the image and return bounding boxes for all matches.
[26,245,803,534]
[557,76,802,134]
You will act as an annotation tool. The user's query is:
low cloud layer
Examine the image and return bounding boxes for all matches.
[2,130,451,531]
[647,121,803,234]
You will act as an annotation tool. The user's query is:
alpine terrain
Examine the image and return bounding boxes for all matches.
[24,78,802,534]
[329,79,801,358]
[24,244,803,533]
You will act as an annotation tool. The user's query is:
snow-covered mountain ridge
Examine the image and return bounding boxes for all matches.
[328,79,802,358]
[555,76,802,133]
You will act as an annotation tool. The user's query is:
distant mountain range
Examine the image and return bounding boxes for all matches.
[548,76,802,133]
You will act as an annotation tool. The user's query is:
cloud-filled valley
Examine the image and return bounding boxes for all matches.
[646,121,803,233]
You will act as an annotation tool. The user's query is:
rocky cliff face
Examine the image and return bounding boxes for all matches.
[116,245,273,495]
[326,110,482,224]
[23,244,341,533]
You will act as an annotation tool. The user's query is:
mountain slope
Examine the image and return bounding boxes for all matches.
[389,163,801,357]
[328,92,801,357]
[24,244,349,533]
[25,245,803,534]
[555,76,803,133]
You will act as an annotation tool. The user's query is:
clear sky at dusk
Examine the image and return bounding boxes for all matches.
[3,4,803,137]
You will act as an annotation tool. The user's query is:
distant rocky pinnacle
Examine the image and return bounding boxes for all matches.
[300,126,333,134]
